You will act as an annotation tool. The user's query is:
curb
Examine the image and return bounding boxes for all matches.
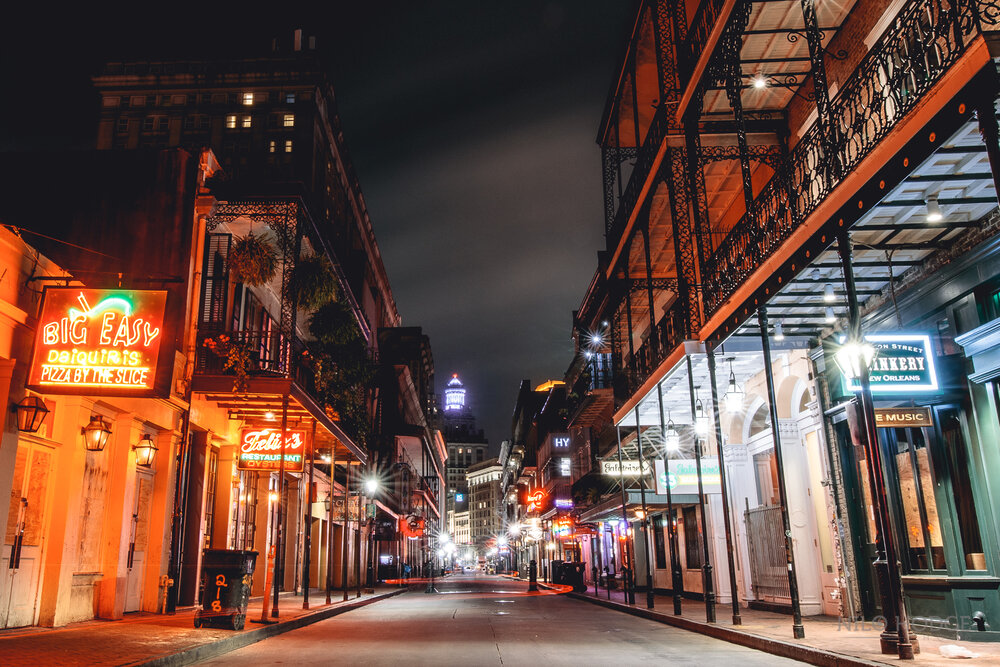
[135,588,408,667]
[567,592,887,667]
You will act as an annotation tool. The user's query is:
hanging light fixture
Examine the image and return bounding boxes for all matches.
[664,411,681,452]
[133,434,158,468]
[774,321,785,342]
[825,306,837,323]
[694,393,709,436]
[753,74,768,89]
[823,283,836,302]
[12,395,49,433]
[926,194,943,223]
[724,359,745,413]
[82,415,112,452]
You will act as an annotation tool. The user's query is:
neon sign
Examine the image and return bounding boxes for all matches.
[27,288,168,396]
[525,489,547,514]
[237,428,306,472]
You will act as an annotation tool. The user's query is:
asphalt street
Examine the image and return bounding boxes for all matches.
[197,573,805,666]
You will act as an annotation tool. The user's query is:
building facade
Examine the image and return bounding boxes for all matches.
[466,458,504,552]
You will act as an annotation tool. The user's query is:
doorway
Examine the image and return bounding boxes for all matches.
[124,470,154,612]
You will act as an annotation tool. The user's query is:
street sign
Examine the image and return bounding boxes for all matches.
[600,459,652,476]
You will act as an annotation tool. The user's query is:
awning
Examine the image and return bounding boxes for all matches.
[578,490,703,523]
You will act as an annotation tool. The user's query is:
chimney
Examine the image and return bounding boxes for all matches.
[294,29,302,51]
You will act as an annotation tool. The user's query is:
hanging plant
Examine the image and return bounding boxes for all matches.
[291,254,338,310]
[228,232,277,286]
[203,334,252,393]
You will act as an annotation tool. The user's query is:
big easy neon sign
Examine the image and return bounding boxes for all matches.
[237,428,306,473]
[27,288,168,396]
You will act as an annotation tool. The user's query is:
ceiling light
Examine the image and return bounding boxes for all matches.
[590,333,602,345]
[753,74,768,89]
[824,283,835,302]
[694,396,709,436]
[926,195,943,223]
[724,359,744,413]
[264,411,275,420]
[825,306,836,323]
[774,322,785,341]
[664,412,680,452]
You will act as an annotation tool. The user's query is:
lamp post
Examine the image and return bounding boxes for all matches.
[364,478,378,592]
[686,357,715,623]
[655,382,683,615]
[838,234,915,660]
[632,406,655,610]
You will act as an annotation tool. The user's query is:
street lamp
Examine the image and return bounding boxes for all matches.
[723,358,744,413]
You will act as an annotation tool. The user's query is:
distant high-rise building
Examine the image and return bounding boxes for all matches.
[442,374,488,536]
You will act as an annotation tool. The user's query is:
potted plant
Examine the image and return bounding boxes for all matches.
[291,254,338,310]
[203,334,252,393]
[228,232,277,286]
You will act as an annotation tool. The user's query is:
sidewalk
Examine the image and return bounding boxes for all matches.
[569,586,998,666]
[0,585,408,667]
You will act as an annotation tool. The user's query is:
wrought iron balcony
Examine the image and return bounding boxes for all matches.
[680,0,727,84]
[701,0,992,317]
[617,298,686,402]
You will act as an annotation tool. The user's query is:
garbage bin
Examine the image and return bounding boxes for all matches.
[194,549,258,630]
[561,561,587,592]
[550,560,565,584]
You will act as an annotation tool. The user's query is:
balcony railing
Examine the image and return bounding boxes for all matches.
[618,299,686,400]
[680,0,727,83]
[701,0,989,316]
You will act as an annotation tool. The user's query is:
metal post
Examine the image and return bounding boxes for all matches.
[634,406,655,609]
[707,345,743,625]
[615,425,635,604]
[977,99,1000,198]
[326,448,335,605]
[271,394,289,618]
[757,309,805,638]
[686,355,716,622]
[341,464,350,602]
[838,234,915,659]
[655,381,683,615]
[303,420,316,609]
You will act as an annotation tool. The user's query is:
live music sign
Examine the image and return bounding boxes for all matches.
[237,428,306,472]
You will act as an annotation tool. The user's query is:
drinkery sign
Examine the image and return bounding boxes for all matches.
[27,288,168,396]
[846,334,938,393]
[237,428,306,472]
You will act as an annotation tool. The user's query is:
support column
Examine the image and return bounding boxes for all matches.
[707,345,742,625]
[800,0,840,182]
[271,394,289,618]
[757,308,805,638]
[302,419,316,609]
[838,235,915,659]
[655,381,683,614]
[614,425,635,605]
[633,406,655,609]
[686,355,715,622]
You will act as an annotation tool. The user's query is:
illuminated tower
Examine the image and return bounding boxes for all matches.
[444,374,467,413]
[442,373,488,540]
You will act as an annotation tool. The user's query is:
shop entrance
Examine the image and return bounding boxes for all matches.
[125,470,154,612]
[0,440,53,628]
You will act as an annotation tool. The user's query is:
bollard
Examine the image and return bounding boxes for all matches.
[528,559,538,592]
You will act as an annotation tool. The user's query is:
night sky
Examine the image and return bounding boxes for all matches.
[1,2,633,448]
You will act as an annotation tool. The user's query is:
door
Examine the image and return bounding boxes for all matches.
[0,441,53,628]
[124,472,154,612]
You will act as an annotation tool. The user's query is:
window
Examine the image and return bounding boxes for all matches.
[157,117,168,131]
[284,139,293,153]
[143,117,155,131]
[283,113,295,128]
[241,115,252,128]
[285,92,296,103]
[242,91,254,106]
[226,114,237,129]
[268,140,276,153]
[130,95,145,107]
[203,448,219,549]
[172,94,187,105]
[183,116,195,130]
[116,118,129,133]
[198,116,211,130]
[889,427,945,571]
[683,506,702,568]
[653,514,668,569]
[939,407,985,571]
[559,457,571,477]
[102,96,120,108]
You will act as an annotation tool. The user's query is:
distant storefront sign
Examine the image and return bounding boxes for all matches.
[600,459,652,476]
[654,458,721,496]
[331,497,361,522]
[846,334,938,393]
[27,288,169,397]
[237,428,306,472]
[874,407,933,428]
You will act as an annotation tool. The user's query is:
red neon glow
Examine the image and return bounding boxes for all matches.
[27,289,167,395]
[237,428,306,472]
[525,490,547,513]
[399,515,426,539]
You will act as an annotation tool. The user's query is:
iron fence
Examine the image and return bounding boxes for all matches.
[744,503,792,603]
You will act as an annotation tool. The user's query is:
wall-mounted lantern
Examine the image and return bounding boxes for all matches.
[12,395,49,433]
[133,434,158,468]
[82,415,112,452]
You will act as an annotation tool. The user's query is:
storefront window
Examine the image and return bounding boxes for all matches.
[653,514,666,569]
[683,506,702,569]
[939,408,985,571]
[890,428,945,571]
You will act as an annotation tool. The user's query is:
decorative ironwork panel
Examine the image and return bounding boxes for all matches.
[664,147,701,333]
[702,0,987,316]
[681,0,727,84]
[699,144,784,169]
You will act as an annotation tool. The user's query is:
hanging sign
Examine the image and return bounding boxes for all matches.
[654,458,721,495]
[846,334,938,393]
[523,489,549,514]
[237,428,306,472]
[600,459,652,476]
[874,407,933,428]
[27,288,169,396]
[330,496,361,522]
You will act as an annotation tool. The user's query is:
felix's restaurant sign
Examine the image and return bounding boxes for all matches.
[237,428,306,472]
[27,288,168,396]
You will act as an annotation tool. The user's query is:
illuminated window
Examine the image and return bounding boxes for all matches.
[268,140,276,153]
[226,115,237,129]
[285,92,296,103]
[559,457,571,477]
[284,140,293,153]
[241,115,252,128]
[283,113,295,128]
[242,92,254,106]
